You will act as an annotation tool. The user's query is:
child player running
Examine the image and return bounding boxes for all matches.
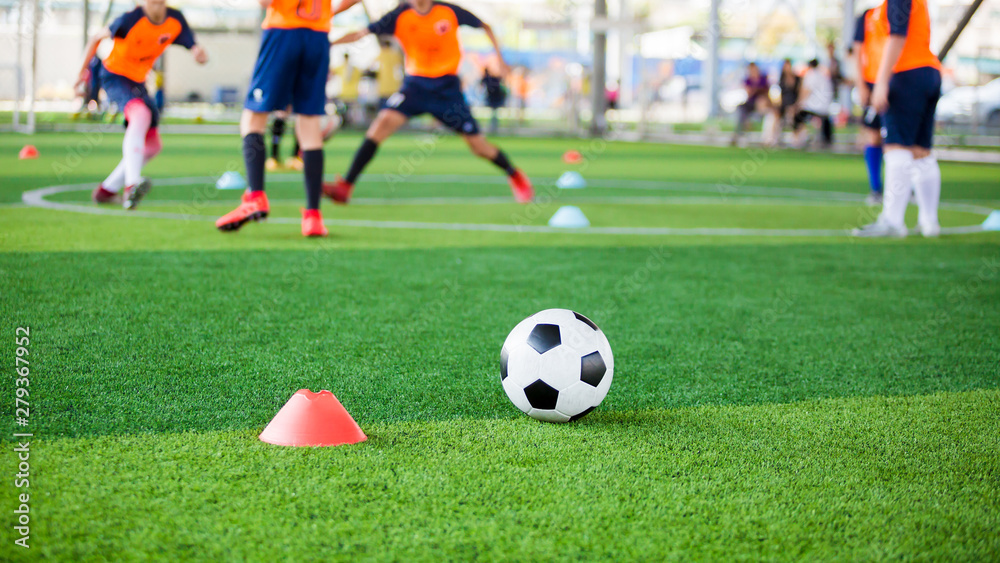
[77,0,207,210]
[323,0,534,205]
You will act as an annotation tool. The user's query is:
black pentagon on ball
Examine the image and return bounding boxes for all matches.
[580,351,607,387]
[570,406,597,422]
[527,324,561,354]
[500,345,510,381]
[574,311,599,331]
[524,379,559,410]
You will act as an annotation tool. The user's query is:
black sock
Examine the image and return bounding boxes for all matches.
[243,133,266,192]
[345,138,379,184]
[270,118,285,160]
[302,149,323,210]
[491,149,517,176]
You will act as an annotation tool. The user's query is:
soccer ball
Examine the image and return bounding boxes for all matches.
[500,309,614,423]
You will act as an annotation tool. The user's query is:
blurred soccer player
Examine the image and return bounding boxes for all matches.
[216,0,333,237]
[323,0,534,205]
[853,0,942,238]
[76,0,207,210]
[854,7,888,206]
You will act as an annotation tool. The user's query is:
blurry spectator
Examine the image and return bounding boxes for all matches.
[375,37,404,108]
[793,59,834,148]
[827,42,844,95]
[511,66,530,125]
[83,55,103,117]
[731,62,773,146]
[481,67,507,135]
[153,69,165,112]
[606,81,620,110]
[778,59,801,126]
[333,53,362,126]
[828,41,853,124]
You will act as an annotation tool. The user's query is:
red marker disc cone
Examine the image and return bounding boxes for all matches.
[19,145,39,160]
[259,389,367,447]
[563,150,582,164]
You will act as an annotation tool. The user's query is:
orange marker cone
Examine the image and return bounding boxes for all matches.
[19,145,39,160]
[259,389,367,447]
[563,150,583,164]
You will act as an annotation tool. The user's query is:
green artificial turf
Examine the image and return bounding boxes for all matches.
[0,130,998,560]
[2,391,997,561]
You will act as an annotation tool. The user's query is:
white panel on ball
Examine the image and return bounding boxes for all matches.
[528,409,571,423]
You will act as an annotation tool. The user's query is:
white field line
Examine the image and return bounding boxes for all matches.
[20,177,992,237]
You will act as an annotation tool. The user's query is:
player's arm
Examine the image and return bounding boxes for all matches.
[172,10,208,65]
[853,12,870,106]
[190,44,209,65]
[448,4,508,77]
[75,27,111,91]
[334,4,399,45]
[331,29,371,45]
[481,22,509,77]
[872,0,910,113]
[332,0,362,16]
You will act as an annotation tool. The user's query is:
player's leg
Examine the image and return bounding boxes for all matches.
[295,115,326,236]
[268,113,286,170]
[105,76,159,210]
[433,76,532,203]
[217,29,297,232]
[854,72,920,238]
[862,101,884,205]
[462,134,533,203]
[290,28,331,236]
[324,108,408,204]
[242,109,271,195]
[910,68,943,237]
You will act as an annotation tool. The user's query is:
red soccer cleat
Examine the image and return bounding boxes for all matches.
[509,170,534,203]
[322,177,354,205]
[301,208,328,237]
[216,190,270,232]
[92,184,117,204]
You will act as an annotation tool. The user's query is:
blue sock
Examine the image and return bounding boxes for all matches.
[864,146,883,194]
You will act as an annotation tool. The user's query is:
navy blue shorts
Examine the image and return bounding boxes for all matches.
[883,67,941,148]
[245,28,330,115]
[385,75,480,135]
[862,81,882,130]
[100,65,159,128]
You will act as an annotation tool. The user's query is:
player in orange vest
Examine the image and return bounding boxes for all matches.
[215,0,335,237]
[322,0,534,205]
[853,0,942,238]
[75,0,207,210]
[854,7,888,205]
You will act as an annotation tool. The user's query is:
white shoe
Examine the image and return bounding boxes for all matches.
[864,193,883,207]
[851,221,908,238]
[122,177,152,211]
[919,223,941,238]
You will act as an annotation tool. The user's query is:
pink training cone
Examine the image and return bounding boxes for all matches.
[19,145,39,160]
[259,389,367,447]
[562,150,582,164]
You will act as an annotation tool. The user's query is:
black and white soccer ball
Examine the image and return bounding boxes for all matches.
[500,309,614,423]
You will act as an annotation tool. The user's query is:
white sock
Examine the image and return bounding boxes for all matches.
[879,149,914,229]
[911,155,941,231]
[122,123,148,187]
[102,159,128,193]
